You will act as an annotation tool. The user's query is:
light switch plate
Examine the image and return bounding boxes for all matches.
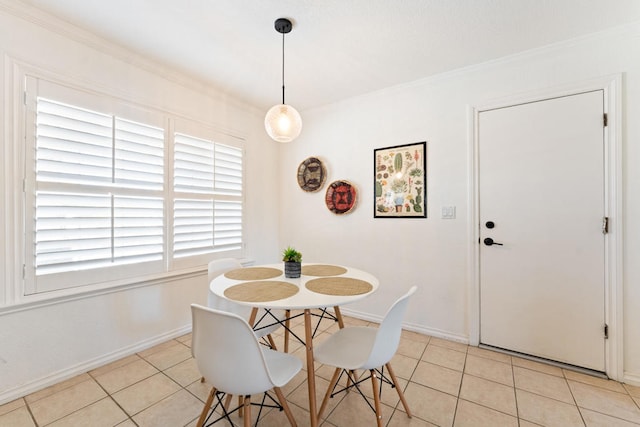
[441,206,456,219]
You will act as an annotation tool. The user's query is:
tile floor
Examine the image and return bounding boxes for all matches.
[2,313,640,427]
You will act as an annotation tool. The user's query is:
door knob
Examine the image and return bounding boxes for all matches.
[483,237,503,246]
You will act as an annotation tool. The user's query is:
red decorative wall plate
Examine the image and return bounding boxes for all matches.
[325,180,357,215]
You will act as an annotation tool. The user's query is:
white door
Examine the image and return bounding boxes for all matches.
[479,90,606,372]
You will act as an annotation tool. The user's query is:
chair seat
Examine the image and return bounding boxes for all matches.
[314,326,377,370]
[263,348,302,388]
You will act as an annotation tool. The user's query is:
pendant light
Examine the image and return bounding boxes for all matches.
[265,18,302,143]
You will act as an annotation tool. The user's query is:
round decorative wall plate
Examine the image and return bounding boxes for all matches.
[297,156,326,192]
[325,180,357,215]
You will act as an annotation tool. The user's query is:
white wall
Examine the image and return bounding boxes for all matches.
[279,24,640,385]
[0,5,280,403]
[2,2,639,405]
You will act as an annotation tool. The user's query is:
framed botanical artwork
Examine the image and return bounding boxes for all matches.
[374,141,426,218]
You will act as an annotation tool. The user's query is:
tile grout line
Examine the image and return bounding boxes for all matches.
[510,356,526,427]
[562,370,588,426]
[87,369,139,427]
[23,399,39,427]
[385,336,430,426]
[447,341,471,427]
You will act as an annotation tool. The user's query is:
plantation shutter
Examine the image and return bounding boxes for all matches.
[36,98,113,185]
[33,98,164,280]
[23,76,246,295]
[173,133,242,258]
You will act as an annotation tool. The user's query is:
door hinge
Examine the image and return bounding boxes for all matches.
[604,324,609,339]
[603,113,608,127]
[602,217,609,234]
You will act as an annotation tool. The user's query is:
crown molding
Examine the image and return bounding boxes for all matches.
[0,0,263,116]
[309,20,640,113]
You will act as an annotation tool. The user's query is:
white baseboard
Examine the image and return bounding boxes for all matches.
[0,325,192,406]
[339,307,470,345]
[623,372,640,387]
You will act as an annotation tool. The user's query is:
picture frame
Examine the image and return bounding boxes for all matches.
[374,141,426,218]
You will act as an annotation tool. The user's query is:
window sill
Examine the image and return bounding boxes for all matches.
[1,268,202,316]
[1,257,255,316]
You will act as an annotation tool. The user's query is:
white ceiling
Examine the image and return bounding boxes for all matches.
[18,0,640,111]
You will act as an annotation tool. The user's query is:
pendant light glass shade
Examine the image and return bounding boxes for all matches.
[265,18,301,143]
[264,103,302,143]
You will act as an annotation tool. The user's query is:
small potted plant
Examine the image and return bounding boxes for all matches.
[282,246,302,278]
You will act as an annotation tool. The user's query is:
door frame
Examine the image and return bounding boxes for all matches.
[467,75,623,380]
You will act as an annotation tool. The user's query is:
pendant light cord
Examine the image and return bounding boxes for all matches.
[281,31,286,105]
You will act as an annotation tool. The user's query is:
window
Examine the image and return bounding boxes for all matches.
[173,133,243,259]
[23,76,244,295]
[34,99,165,275]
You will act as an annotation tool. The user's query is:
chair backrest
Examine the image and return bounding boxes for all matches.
[363,286,417,369]
[207,258,242,284]
[207,258,252,318]
[191,304,276,396]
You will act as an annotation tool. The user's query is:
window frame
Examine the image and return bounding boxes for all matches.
[21,73,245,296]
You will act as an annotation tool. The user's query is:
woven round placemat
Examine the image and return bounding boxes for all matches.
[305,277,373,296]
[224,267,282,281]
[301,264,347,277]
[224,281,299,302]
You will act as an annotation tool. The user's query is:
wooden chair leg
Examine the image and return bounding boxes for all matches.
[267,333,278,350]
[197,387,217,427]
[238,395,243,417]
[386,362,411,417]
[243,395,251,427]
[333,306,345,329]
[224,393,233,411]
[319,367,341,419]
[370,370,384,427]
[284,309,291,353]
[274,386,297,427]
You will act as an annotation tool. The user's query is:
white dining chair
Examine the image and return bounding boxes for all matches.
[191,304,301,427]
[207,258,288,350]
[313,286,417,427]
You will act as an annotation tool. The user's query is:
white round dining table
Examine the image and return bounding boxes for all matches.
[209,262,379,427]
